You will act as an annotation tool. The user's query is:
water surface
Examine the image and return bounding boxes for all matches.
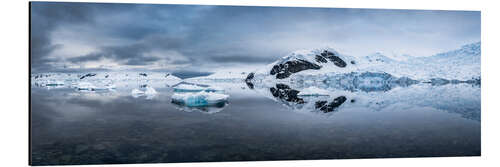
[30,82,480,165]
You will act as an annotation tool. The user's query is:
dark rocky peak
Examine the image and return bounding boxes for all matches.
[316,50,347,67]
[270,59,321,79]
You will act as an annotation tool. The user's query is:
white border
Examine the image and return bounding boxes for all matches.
[1,0,499,167]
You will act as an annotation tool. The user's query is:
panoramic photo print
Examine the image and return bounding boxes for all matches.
[30,2,480,165]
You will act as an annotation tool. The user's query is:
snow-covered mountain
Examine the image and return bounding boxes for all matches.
[246,42,481,83]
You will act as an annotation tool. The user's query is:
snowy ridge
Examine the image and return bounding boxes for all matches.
[247,42,480,83]
[31,71,182,90]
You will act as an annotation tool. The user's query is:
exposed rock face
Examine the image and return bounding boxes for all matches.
[270,60,321,79]
[269,50,348,79]
[316,50,347,67]
[269,84,305,104]
[315,96,347,113]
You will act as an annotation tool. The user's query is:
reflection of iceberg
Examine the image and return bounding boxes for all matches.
[171,91,228,107]
[131,86,158,99]
[171,102,228,114]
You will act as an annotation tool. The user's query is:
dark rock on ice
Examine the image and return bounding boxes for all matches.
[79,73,96,80]
[270,59,321,79]
[318,50,347,68]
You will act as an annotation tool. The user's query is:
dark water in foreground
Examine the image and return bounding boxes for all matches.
[30,82,480,165]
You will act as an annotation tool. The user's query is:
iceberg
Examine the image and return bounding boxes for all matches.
[131,86,158,99]
[171,91,229,107]
[74,82,116,92]
[172,83,225,93]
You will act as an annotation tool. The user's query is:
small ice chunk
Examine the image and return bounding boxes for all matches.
[131,86,157,99]
[171,91,229,107]
[75,82,97,91]
[298,87,330,96]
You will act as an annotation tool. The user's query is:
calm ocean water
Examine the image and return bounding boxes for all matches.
[30,82,480,165]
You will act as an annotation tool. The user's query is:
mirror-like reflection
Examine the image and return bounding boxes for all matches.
[31,74,480,165]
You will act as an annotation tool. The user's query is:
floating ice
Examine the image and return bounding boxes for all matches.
[172,83,225,93]
[171,91,229,107]
[131,86,158,99]
[74,82,116,92]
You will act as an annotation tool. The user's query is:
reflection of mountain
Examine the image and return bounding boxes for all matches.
[238,42,481,120]
[249,82,480,122]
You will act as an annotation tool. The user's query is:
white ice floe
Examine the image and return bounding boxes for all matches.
[172,83,225,93]
[131,86,158,99]
[171,91,229,107]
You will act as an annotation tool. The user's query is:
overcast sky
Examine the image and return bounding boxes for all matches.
[30,2,480,75]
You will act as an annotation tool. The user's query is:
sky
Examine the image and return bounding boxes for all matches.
[30,2,480,76]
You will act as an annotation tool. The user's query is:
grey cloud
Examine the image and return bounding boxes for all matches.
[30,2,480,73]
[209,55,276,63]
